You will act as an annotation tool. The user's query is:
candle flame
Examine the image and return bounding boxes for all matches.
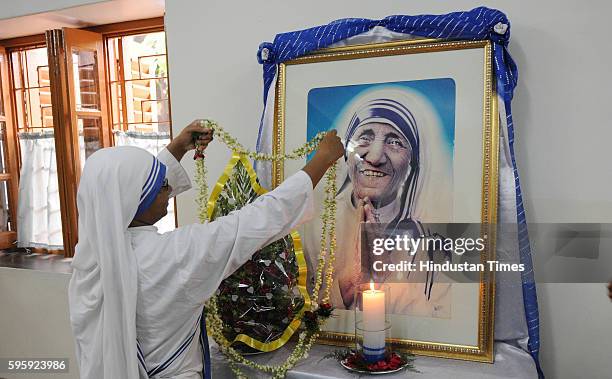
[370,281,375,291]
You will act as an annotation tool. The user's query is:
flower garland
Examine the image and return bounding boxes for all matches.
[311,165,337,305]
[198,119,326,161]
[194,120,337,378]
[194,154,208,222]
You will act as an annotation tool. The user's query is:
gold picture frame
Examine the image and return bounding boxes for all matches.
[271,39,498,362]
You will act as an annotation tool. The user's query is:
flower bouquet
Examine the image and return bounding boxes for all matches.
[209,158,307,352]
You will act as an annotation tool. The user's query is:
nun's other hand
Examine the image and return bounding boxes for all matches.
[608,281,612,301]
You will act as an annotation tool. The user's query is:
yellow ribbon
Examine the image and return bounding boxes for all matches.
[207,152,311,352]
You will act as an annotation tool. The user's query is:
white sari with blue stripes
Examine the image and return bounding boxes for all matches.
[129,150,315,378]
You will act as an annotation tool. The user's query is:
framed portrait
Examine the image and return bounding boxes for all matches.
[271,39,498,362]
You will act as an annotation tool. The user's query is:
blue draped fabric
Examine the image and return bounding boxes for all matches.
[256,6,542,377]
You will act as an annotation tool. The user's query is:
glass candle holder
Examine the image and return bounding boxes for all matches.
[354,282,391,363]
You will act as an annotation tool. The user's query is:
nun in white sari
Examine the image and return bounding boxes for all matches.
[68,122,344,378]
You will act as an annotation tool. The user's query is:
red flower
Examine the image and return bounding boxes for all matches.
[316,302,334,318]
[367,362,387,371]
[337,350,408,373]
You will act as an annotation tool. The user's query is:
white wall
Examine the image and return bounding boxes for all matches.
[0,268,77,379]
[165,1,612,378]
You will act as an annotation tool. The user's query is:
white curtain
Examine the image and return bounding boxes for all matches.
[17,131,63,250]
[113,130,175,233]
[16,130,174,250]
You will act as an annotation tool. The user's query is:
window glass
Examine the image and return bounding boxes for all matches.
[0,180,10,232]
[72,49,101,111]
[107,32,169,133]
[0,122,7,174]
[11,47,63,249]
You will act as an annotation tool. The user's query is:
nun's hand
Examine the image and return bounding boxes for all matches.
[302,130,344,188]
[317,130,344,166]
[167,120,213,161]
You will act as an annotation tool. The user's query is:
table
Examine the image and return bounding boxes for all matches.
[210,341,537,378]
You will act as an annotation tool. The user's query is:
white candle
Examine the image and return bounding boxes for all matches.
[362,282,385,362]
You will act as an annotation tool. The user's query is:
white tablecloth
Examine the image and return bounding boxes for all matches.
[210,342,537,378]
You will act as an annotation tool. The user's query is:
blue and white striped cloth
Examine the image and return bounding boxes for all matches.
[137,309,211,378]
[136,157,167,216]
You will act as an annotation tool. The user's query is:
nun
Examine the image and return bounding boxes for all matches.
[68,120,344,379]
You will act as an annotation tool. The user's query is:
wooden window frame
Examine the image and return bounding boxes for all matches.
[4,43,63,255]
[0,17,174,256]
[0,46,20,248]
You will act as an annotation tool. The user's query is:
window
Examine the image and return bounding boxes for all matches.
[107,31,175,233]
[107,31,170,133]
[11,47,53,132]
[0,18,173,256]
[9,45,64,251]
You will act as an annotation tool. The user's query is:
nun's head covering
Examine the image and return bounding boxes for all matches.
[342,97,420,225]
[68,146,165,378]
[136,153,167,216]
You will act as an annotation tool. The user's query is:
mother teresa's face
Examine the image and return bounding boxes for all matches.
[347,122,412,206]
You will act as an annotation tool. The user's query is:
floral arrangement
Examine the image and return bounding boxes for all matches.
[324,349,417,374]
[194,120,337,378]
[207,159,305,349]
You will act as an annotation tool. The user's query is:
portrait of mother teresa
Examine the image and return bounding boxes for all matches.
[303,87,453,318]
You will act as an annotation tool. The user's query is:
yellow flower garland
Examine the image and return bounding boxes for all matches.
[194,120,337,378]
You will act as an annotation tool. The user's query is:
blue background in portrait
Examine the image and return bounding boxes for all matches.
[306,78,456,159]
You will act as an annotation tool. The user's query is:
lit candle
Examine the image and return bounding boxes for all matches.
[362,281,386,362]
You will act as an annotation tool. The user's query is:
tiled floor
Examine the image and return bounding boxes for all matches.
[0,251,72,273]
